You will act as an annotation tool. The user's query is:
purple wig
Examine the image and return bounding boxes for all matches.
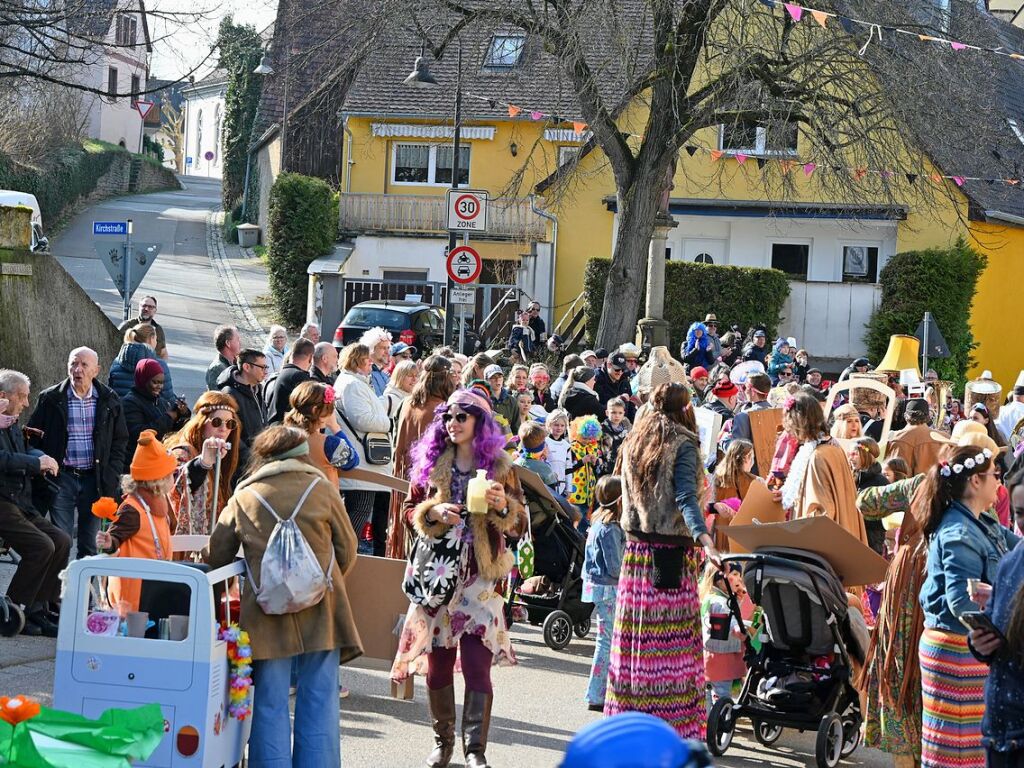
[408,395,509,488]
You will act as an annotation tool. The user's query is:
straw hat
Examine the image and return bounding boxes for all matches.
[635,347,686,392]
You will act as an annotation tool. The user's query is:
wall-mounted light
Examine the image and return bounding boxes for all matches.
[510,142,518,157]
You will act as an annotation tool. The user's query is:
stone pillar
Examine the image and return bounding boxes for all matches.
[0,205,32,250]
[636,212,677,349]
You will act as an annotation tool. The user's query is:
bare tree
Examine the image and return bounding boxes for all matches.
[160,96,184,172]
[0,79,90,162]
[367,0,1008,346]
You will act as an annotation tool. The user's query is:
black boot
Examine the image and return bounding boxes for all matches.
[425,685,456,768]
[462,690,493,768]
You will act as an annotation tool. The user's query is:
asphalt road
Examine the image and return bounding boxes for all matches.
[51,176,227,403]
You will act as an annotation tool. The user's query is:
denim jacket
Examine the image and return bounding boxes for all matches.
[920,501,1019,633]
[975,545,1024,752]
[583,519,625,587]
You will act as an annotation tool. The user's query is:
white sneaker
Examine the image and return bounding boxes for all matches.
[339,685,350,699]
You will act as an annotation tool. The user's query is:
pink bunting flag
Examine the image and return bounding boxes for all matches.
[784,3,803,21]
[803,162,817,177]
[530,110,544,120]
[951,42,967,51]
[952,176,966,187]
[735,153,749,165]
[880,170,894,180]
[810,10,829,27]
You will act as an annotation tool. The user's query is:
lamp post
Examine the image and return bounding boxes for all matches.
[241,52,274,222]
[403,43,462,349]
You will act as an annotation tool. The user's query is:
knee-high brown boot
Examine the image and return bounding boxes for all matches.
[462,689,493,768]
[425,685,456,768]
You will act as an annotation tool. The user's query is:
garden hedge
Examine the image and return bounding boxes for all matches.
[0,142,117,225]
[865,238,986,388]
[266,172,337,327]
[583,258,791,347]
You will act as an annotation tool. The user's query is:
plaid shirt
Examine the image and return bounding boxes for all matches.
[65,384,97,469]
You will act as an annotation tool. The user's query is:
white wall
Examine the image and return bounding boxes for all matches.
[182,87,227,178]
[346,235,448,281]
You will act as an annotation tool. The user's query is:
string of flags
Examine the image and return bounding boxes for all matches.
[463,90,1024,189]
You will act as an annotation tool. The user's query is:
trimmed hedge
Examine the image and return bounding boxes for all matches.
[267,172,337,326]
[865,238,986,389]
[583,258,791,347]
[0,142,118,225]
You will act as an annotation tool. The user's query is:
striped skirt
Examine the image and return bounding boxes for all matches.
[604,540,705,739]
[919,628,988,768]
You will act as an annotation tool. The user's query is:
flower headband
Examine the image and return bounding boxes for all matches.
[939,449,993,477]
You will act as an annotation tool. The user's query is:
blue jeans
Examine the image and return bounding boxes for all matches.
[250,649,341,768]
[585,595,616,706]
[50,470,100,558]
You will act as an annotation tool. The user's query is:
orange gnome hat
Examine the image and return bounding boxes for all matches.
[130,429,178,481]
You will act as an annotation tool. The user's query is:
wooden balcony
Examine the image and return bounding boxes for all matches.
[338,193,549,241]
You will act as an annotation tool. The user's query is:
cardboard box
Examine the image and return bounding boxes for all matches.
[345,554,410,683]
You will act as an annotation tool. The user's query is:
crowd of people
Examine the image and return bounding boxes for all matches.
[1,296,1022,768]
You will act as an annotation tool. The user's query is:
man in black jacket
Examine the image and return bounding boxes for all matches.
[0,370,71,636]
[218,348,269,447]
[264,338,315,424]
[27,347,128,558]
[310,342,338,386]
[593,352,636,420]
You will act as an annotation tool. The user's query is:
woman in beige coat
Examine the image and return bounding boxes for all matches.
[206,426,361,768]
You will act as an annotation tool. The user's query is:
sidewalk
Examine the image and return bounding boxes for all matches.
[205,210,274,347]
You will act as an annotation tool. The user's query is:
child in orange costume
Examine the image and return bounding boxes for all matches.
[96,429,177,612]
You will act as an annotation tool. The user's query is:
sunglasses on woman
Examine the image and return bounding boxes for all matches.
[209,417,238,430]
[442,411,469,424]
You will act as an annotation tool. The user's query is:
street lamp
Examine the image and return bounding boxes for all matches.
[403,44,463,349]
[253,54,275,76]
[240,50,282,222]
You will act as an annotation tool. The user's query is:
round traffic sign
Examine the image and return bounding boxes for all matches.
[204,151,215,161]
[454,194,481,221]
[446,245,482,284]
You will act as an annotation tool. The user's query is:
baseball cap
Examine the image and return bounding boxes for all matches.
[690,366,709,380]
[390,342,417,357]
[484,364,504,380]
[580,350,597,361]
[594,348,610,360]
[609,352,628,371]
[712,379,739,398]
[753,329,767,338]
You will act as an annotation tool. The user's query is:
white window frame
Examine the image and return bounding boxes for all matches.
[390,142,471,187]
[718,122,799,156]
[484,34,526,68]
[1009,118,1024,147]
[838,240,883,284]
[116,14,137,47]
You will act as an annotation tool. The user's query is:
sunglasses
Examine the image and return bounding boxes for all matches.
[442,411,470,424]
[209,417,238,430]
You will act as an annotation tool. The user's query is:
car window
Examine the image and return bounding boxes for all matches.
[343,307,407,331]
[413,309,443,334]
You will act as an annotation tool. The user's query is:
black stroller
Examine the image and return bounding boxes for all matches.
[706,547,867,768]
[506,469,593,651]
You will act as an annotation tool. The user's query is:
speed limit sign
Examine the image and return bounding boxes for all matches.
[446,189,489,232]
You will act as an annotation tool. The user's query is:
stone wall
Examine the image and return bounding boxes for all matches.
[0,248,122,403]
[87,154,180,202]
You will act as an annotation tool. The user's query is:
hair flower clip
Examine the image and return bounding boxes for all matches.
[953,464,964,474]
[783,396,797,412]
[979,450,990,461]
[940,464,952,477]
[323,386,336,405]
[964,457,976,469]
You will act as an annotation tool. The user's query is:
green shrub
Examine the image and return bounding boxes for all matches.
[583,258,791,347]
[222,211,238,243]
[267,172,337,326]
[0,143,118,225]
[865,238,986,389]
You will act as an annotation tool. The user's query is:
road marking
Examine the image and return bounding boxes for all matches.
[206,210,267,347]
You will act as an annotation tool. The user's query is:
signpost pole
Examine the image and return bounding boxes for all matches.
[122,219,134,321]
[442,44,463,349]
[922,310,931,379]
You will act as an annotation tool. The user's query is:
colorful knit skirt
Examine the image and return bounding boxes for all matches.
[919,628,988,768]
[604,540,705,739]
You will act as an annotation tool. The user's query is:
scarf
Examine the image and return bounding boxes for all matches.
[780,439,820,511]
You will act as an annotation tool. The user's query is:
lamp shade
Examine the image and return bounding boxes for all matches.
[403,56,439,88]
[875,334,921,375]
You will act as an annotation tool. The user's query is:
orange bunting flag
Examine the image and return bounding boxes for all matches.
[508,105,521,118]
[779,160,796,174]
[1008,179,1021,186]
[919,35,939,42]
[710,150,725,162]
[810,10,829,27]
[930,173,943,183]
[853,168,867,181]
[572,121,587,135]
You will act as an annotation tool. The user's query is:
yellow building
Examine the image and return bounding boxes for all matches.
[333,9,1023,386]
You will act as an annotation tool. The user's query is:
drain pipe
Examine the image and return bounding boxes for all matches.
[530,194,558,332]
[342,114,354,193]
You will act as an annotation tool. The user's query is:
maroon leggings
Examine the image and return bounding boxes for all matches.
[425,634,494,694]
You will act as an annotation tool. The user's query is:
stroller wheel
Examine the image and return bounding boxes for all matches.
[573,617,591,638]
[752,719,783,746]
[705,696,735,756]
[840,721,861,757]
[815,713,844,768]
[0,598,25,637]
[542,610,573,650]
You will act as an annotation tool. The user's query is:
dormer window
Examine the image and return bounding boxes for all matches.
[484,34,525,69]
[116,14,137,47]
[1009,118,1024,147]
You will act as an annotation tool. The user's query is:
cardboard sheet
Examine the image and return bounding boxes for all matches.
[727,480,786,553]
[338,468,410,495]
[748,407,783,478]
[345,554,410,664]
[724,516,890,586]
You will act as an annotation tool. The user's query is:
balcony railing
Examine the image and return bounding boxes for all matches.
[338,193,549,241]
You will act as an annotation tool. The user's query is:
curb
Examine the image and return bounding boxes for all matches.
[206,210,267,347]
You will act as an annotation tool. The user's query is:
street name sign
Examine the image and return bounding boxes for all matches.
[93,221,128,236]
[446,189,488,232]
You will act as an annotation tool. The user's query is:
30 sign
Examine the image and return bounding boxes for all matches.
[446,189,488,232]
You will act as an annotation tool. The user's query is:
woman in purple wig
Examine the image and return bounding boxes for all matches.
[392,389,526,768]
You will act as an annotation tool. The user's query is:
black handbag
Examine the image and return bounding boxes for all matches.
[337,406,393,465]
[402,528,463,609]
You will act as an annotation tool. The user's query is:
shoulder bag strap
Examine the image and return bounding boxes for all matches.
[336,404,366,442]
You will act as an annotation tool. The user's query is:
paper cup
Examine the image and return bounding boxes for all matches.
[168,614,189,641]
[126,611,149,638]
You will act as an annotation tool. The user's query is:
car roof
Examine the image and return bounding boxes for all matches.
[349,300,436,313]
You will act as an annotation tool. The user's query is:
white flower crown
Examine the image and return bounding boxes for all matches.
[939,449,993,478]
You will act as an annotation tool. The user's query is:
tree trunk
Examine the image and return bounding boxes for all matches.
[594,167,669,349]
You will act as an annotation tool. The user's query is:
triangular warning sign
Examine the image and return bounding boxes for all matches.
[914,314,950,359]
[133,100,155,120]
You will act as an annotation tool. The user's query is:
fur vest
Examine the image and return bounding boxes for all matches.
[409,448,526,582]
[621,423,704,542]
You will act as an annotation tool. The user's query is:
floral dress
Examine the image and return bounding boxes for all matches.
[391,467,517,681]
